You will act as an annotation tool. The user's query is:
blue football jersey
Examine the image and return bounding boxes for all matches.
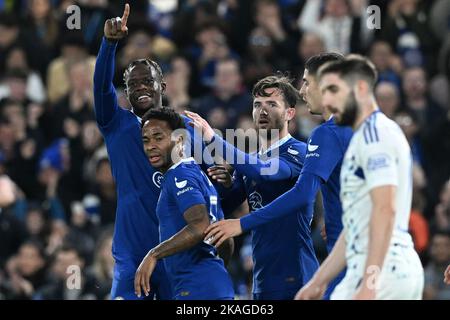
[301,117,353,250]
[157,158,234,300]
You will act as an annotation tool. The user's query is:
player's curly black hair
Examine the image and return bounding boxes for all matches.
[141,107,184,131]
[123,59,164,84]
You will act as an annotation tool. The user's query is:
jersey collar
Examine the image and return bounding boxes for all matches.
[258,134,292,155]
[168,157,196,171]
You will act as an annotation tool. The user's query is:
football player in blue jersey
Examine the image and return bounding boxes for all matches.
[134,108,234,300]
[202,53,354,299]
[94,4,205,300]
[186,75,319,300]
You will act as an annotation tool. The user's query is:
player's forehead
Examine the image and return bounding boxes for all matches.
[319,73,346,90]
[128,63,157,81]
[142,119,171,135]
[302,69,314,82]
[254,87,283,103]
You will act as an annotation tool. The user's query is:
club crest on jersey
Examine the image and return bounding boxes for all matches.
[152,172,163,188]
[248,191,263,210]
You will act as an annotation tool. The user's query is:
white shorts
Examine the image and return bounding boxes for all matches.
[331,247,424,300]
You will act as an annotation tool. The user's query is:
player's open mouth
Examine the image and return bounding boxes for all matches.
[149,155,161,163]
[259,119,269,125]
[137,95,152,104]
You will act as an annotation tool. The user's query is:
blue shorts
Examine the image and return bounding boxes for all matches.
[111,258,173,300]
[253,287,299,300]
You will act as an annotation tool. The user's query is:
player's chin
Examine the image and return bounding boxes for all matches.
[133,100,156,112]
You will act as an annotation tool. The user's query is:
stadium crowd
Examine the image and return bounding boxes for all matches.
[0,0,449,299]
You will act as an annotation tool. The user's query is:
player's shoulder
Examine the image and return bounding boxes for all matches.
[282,137,306,157]
[164,158,202,190]
[167,158,200,177]
[358,111,403,145]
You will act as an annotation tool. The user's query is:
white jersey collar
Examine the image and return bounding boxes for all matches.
[258,134,292,155]
[168,157,195,171]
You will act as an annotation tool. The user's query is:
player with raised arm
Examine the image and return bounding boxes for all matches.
[297,55,424,300]
[134,108,234,300]
[200,53,352,299]
[94,4,207,300]
[186,75,319,300]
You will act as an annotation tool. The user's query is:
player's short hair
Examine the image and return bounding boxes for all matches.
[317,54,378,90]
[123,59,164,84]
[304,52,344,77]
[141,107,185,132]
[252,74,300,108]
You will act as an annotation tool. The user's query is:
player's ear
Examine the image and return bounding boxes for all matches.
[286,107,296,121]
[160,81,167,95]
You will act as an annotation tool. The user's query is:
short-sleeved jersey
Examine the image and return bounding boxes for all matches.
[157,158,234,300]
[236,136,317,294]
[301,117,353,249]
[340,111,415,263]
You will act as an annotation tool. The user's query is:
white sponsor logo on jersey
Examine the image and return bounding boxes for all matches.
[175,177,188,189]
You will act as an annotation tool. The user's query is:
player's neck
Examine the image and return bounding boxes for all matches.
[259,127,289,152]
[353,97,378,130]
[322,107,332,122]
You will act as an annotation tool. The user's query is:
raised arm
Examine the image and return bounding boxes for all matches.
[185,111,296,182]
[93,3,129,127]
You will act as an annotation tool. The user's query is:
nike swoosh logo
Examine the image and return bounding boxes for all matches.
[175,178,188,189]
[308,144,319,152]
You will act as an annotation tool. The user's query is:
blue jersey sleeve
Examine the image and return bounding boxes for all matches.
[182,117,214,171]
[240,172,322,231]
[93,37,120,130]
[210,134,299,182]
[301,125,343,182]
[217,171,247,216]
[166,169,207,215]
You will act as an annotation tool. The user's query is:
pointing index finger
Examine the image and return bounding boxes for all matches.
[122,3,130,27]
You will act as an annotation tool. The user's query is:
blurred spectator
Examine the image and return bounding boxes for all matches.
[0,68,30,106]
[0,175,27,268]
[395,110,425,177]
[46,32,96,104]
[369,40,403,88]
[0,13,20,76]
[298,0,372,54]
[21,0,59,77]
[434,180,450,232]
[24,203,50,245]
[242,0,297,87]
[292,32,325,81]
[34,244,96,300]
[423,231,450,299]
[50,60,94,140]
[376,81,401,119]
[83,154,116,226]
[85,226,113,299]
[192,57,252,130]
[188,20,236,92]
[380,0,439,75]
[3,240,47,299]
[402,67,445,138]
[0,46,46,103]
[252,0,297,65]
[164,56,192,113]
[409,190,430,256]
